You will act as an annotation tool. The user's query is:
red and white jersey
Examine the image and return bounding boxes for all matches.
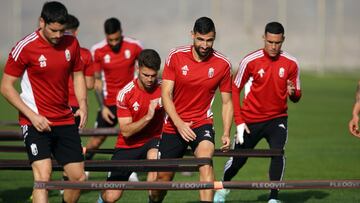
[68,47,94,107]
[91,37,143,106]
[4,30,83,126]
[115,79,163,148]
[233,49,301,125]
[162,45,232,134]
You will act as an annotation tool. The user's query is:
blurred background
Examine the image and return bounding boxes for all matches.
[1,0,359,72]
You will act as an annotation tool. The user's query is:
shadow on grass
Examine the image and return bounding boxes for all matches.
[258,190,329,203]
[185,190,329,203]
[0,187,33,203]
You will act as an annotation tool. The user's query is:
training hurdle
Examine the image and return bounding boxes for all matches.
[0,145,283,157]
[0,158,212,172]
[0,128,119,141]
[33,179,360,190]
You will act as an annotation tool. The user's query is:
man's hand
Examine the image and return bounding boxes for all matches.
[349,115,360,138]
[74,108,87,129]
[176,121,196,142]
[101,106,115,125]
[145,99,159,121]
[220,134,231,151]
[287,80,295,96]
[30,114,52,132]
[235,123,250,144]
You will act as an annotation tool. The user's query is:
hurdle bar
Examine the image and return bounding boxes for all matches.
[0,158,212,172]
[0,120,18,126]
[34,179,360,190]
[0,145,283,157]
[0,128,118,141]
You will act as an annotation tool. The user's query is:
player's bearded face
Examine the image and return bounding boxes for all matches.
[263,33,284,58]
[138,67,158,91]
[106,31,123,53]
[192,31,215,59]
[40,21,66,45]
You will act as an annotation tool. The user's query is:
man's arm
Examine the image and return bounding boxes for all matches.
[161,79,196,142]
[349,80,360,138]
[220,92,233,151]
[73,70,88,129]
[0,73,51,131]
[118,99,158,138]
[94,72,115,124]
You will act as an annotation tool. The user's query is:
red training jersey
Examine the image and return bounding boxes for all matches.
[115,79,164,148]
[233,49,302,125]
[68,47,94,107]
[4,30,83,126]
[162,45,232,134]
[91,37,143,106]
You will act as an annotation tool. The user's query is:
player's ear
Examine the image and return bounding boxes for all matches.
[191,31,195,40]
[39,17,45,29]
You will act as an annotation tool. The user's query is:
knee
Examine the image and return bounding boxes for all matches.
[102,191,121,203]
[69,172,86,182]
[33,170,51,181]
[157,172,174,182]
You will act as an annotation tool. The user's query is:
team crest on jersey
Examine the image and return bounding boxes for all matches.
[208,67,214,78]
[38,55,47,68]
[65,49,71,61]
[124,49,131,59]
[133,101,140,111]
[30,143,38,156]
[181,65,189,76]
[104,54,111,63]
[279,67,285,78]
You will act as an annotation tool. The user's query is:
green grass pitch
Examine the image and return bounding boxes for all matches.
[0,71,359,202]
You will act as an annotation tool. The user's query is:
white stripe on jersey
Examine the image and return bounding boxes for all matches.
[213,50,232,69]
[20,70,38,114]
[206,95,216,118]
[234,50,264,87]
[166,46,191,66]
[116,81,135,103]
[12,32,38,61]
[101,70,108,98]
[90,39,107,59]
[281,51,301,90]
[123,37,143,49]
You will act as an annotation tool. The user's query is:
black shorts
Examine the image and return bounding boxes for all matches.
[71,106,80,127]
[95,105,118,128]
[235,116,288,150]
[22,124,84,165]
[107,138,159,181]
[158,124,215,159]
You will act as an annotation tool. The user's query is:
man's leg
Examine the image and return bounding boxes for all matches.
[265,117,288,201]
[194,140,214,202]
[63,162,86,203]
[32,158,52,203]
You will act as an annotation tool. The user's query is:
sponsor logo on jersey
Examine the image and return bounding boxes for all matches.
[38,55,47,68]
[203,130,211,138]
[279,67,285,78]
[124,49,131,59]
[258,68,265,78]
[104,54,111,63]
[181,65,189,76]
[65,49,71,61]
[133,101,140,111]
[30,143,38,156]
[208,67,214,78]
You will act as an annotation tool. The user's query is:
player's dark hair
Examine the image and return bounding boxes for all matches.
[104,17,122,35]
[138,49,161,71]
[193,17,216,34]
[66,14,79,30]
[265,22,285,35]
[40,1,68,25]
